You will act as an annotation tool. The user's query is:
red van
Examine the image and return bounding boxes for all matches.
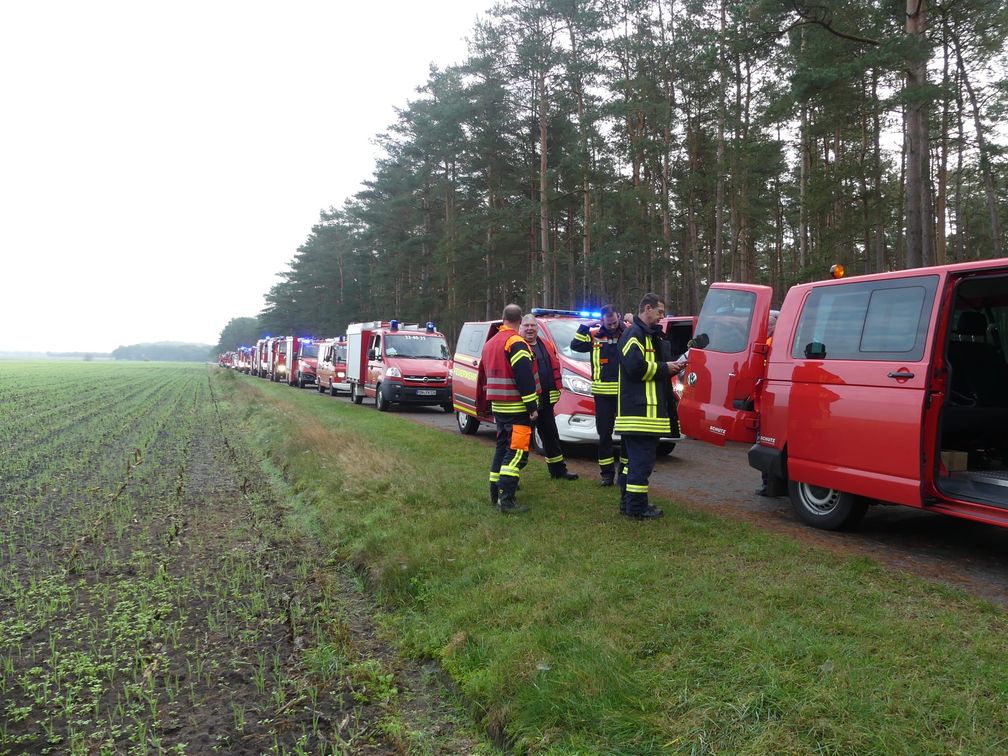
[316,338,349,395]
[452,308,682,452]
[345,320,452,411]
[678,259,1008,530]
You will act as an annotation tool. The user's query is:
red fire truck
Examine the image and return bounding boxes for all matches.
[316,338,349,395]
[253,338,273,378]
[345,320,452,411]
[678,258,1008,530]
[451,308,683,452]
[280,336,318,388]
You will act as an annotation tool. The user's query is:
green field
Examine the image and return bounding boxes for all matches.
[2,362,1006,754]
[0,361,479,754]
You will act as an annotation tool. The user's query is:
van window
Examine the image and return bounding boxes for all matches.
[792,275,938,361]
[694,289,756,354]
[457,324,486,357]
[542,319,591,363]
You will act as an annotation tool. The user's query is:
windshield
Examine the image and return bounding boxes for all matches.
[299,343,318,359]
[385,334,450,360]
[334,345,347,362]
[542,319,592,363]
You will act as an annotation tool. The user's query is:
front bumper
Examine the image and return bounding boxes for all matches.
[385,384,451,404]
[555,412,683,445]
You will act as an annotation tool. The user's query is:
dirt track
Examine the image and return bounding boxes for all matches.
[355,398,1008,609]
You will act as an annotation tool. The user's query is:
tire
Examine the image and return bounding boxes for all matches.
[788,480,868,530]
[656,442,676,456]
[375,384,389,411]
[329,382,337,397]
[442,403,453,413]
[457,411,479,435]
[316,380,324,393]
[351,383,363,405]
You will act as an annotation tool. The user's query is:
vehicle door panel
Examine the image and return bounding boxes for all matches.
[679,284,772,445]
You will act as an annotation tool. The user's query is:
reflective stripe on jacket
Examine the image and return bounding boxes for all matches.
[570,323,622,396]
[615,315,671,436]
[479,325,540,415]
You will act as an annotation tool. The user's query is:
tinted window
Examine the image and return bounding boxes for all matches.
[457,324,487,357]
[300,343,319,358]
[694,289,756,354]
[792,275,938,361]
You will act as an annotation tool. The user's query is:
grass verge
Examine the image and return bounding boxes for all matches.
[223,370,1008,754]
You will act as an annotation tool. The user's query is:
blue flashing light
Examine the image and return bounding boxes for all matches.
[390,319,399,331]
[591,311,602,318]
[426,321,435,333]
[578,311,590,317]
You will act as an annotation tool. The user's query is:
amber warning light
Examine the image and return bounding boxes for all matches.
[830,263,845,279]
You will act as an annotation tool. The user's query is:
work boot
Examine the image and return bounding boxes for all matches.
[599,473,615,487]
[489,482,499,506]
[630,505,664,520]
[498,491,528,514]
[552,470,578,481]
[619,489,628,516]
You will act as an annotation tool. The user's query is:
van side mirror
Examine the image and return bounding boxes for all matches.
[804,341,827,360]
[368,348,376,361]
[690,333,710,349]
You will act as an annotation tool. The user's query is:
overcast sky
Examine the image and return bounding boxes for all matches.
[0,1,494,353]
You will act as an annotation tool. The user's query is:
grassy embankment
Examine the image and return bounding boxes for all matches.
[221,369,1008,754]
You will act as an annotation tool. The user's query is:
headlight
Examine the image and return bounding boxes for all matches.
[674,381,684,396]
[337,371,345,378]
[561,368,592,396]
[385,366,401,378]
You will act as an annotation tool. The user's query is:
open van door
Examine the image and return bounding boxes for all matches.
[678,284,773,445]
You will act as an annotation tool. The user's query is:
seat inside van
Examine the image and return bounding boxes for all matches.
[937,275,1008,508]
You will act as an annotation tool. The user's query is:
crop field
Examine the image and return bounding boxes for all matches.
[0,362,473,755]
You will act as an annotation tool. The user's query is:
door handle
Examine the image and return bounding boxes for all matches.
[471,360,478,366]
[887,371,914,379]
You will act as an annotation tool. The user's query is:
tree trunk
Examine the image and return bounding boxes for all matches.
[904,0,935,269]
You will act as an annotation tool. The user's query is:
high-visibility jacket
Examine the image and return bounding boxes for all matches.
[477,325,540,416]
[570,322,623,396]
[615,315,671,436]
[529,337,563,405]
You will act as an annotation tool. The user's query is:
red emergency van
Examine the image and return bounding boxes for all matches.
[452,308,682,452]
[678,258,1008,530]
[316,338,349,395]
[345,320,452,411]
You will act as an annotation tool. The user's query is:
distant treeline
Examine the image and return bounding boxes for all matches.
[112,343,212,362]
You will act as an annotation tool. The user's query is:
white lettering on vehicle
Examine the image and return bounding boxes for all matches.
[758,435,776,445]
[709,426,726,436]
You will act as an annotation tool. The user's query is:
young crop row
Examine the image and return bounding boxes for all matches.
[0,362,412,753]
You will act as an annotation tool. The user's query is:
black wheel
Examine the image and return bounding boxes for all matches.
[351,383,363,405]
[316,380,324,393]
[456,411,479,435]
[329,382,337,396]
[375,384,389,411]
[442,403,453,413]
[788,480,868,530]
[656,442,676,456]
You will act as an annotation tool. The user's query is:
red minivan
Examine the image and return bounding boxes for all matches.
[453,309,683,452]
[678,259,1008,530]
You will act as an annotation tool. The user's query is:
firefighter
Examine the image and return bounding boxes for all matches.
[570,304,624,486]
[519,314,579,482]
[616,293,681,520]
[477,304,540,514]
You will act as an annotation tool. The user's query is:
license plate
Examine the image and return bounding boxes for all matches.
[417,389,436,396]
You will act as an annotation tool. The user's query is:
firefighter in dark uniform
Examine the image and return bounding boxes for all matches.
[616,293,681,519]
[570,304,624,486]
[477,304,540,514]
[520,314,578,481]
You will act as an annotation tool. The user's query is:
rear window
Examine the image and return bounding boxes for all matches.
[456,324,490,357]
[792,275,938,361]
[694,289,756,354]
